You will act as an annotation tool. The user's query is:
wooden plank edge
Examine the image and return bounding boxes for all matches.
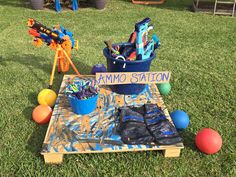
[164,148,181,157]
[41,144,184,155]
[41,75,69,147]
[43,153,64,164]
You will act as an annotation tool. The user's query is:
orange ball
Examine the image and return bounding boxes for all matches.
[32,105,52,124]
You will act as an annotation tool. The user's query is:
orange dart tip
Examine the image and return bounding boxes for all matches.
[27,18,35,27]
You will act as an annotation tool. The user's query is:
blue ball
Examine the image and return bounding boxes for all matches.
[91,64,107,75]
[170,110,190,129]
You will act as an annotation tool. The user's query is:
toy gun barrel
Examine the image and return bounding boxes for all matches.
[135,17,151,32]
[27,18,64,44]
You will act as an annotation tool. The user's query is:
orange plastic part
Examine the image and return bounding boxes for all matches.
[132,0,165,5]
[28,29,40,37]
[33,38,43,47]
[58,51,70,73]
[59,40,72,73]
[27,18,35,27]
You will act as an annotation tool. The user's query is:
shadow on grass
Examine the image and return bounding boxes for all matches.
[0,53,92,81]
[0,0,29,8]
[179,130,197,151]
[0,54,51,87]
[0,0,95,10]
[21,105,47,157]
[17,63,91,159]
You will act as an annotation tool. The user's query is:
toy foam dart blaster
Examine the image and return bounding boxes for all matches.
[134,17,160,60]
[27,18,77,49]
[27,18,80,88]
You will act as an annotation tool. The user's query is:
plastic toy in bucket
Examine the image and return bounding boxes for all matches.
[68,94,98,115]
[104,44,156,95]
[103,18,160,95]
[66,78,99,115]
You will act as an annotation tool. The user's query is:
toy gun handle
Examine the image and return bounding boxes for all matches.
[27,19,64,44]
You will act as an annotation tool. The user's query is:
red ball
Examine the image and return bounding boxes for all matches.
[195,128,222,154]
[32,105,52,124]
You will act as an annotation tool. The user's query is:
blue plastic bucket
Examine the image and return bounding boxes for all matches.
[68,94,98,115]
[103,43,156,95]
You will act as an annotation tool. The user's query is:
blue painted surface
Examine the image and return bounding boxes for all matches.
[42,76,167,153]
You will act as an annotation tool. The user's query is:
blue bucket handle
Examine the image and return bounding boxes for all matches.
[114,55,126,69]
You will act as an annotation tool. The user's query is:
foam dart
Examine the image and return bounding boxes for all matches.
[70,83,79,93]
[104,40,120,55]
[128,31,137,43]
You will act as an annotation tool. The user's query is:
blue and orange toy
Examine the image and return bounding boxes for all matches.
[27,18,80,88]
[133,17,160,60]
[105,18,161,61]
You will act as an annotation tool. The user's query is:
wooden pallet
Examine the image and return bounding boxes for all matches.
[41,75,184,164]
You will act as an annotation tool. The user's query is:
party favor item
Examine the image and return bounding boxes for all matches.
[66,78,99,115]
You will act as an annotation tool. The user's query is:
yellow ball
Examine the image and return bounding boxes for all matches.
[38,89,57,107]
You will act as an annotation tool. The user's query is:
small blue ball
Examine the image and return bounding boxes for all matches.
[91,64,107,75]
[170,110,190,129]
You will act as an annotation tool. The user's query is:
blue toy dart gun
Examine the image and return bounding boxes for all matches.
[27,19,76,49]
[27,18,81,88]
[135,17,160,60]
[55,0,78,12]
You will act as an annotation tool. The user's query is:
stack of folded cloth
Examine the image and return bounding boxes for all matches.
[117,104,182,145]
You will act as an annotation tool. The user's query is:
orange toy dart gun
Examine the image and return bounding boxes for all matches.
[27,19,80,88]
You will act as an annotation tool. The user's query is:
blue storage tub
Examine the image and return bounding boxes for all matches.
[68,94,98,115]
[103,43,156,95]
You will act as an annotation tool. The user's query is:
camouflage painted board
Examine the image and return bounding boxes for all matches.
[41,75,184,163]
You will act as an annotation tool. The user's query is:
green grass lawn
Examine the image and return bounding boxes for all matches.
[0,0,236,176]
